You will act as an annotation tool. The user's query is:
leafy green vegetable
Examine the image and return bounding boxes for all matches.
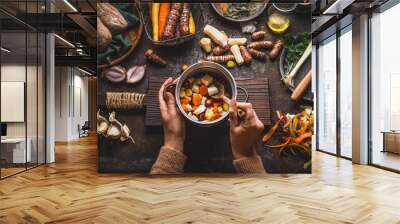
[283,33,311,75]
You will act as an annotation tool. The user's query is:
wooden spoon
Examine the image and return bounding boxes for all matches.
[212,83,246,118]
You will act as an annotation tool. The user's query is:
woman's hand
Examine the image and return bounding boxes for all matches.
[228,99,264,160]
[159,77,186,153]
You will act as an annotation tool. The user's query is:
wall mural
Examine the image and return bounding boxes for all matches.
[97,2,313,174]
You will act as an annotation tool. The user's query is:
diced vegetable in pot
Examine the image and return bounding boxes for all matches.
[201,74,214,86]
[179,74,229,122]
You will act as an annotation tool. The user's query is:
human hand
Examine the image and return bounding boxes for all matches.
[229,99,264,160]
[159,77,186,153]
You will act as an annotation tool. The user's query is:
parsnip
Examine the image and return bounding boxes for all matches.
[203,25,228,47]
[228,38,247,46]
[200,38,212,53]
[230,45,244,65]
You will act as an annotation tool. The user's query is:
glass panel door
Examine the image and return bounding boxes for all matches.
[339,26,352,158]
[370,3,400,171]
[1,31,28,177]
[317,35,337,154]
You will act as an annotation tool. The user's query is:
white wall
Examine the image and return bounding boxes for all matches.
[54,66,89,141]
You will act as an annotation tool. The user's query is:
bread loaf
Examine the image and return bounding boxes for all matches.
[97,3,128,33]
[97,17,112,51]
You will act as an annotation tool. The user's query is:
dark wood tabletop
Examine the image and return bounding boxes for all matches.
[98,3,312,173]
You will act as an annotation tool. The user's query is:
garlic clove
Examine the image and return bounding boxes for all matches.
[107,124,121,139]
[98,121,109,135]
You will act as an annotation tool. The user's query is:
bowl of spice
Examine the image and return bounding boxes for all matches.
[211,3,268,22]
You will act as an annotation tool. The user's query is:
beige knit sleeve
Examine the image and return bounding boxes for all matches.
[233,155,266,174]
[150,146,187,175]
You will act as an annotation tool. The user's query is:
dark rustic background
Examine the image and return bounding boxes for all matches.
[98,3,312,173]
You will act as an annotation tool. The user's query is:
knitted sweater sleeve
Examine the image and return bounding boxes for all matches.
[150,146,187,174]
[233,155,266,174]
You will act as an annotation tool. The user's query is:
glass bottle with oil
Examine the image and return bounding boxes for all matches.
[267,3,297,34]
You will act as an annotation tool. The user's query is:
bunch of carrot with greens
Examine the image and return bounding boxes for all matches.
[149,3,196,41]
[262,107,313,160]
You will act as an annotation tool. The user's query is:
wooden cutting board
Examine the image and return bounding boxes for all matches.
[144,76,272,127]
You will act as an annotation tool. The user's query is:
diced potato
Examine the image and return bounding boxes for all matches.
[201,74,214,86]
[201,97,207,105]
[217,106,223,113]
[193,104,206,115]
[205,109,214,120]
[185,89,193,97]
[185,104,192,112]
[223,102,229,111]
[208,85,218,96]
[192,83,200,93]
[179,88,186,97]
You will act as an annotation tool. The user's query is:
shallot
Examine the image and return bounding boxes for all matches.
[103,66,126,83]
[126,65,146,84]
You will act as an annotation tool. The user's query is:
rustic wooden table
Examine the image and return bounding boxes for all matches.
[98,4,312,173]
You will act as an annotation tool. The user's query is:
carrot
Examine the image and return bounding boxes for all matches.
[293,132,312,144]
[192,94,201,106]
[199,85,208,96]
[158,3,170,40]
[213,102,221,107]
[262,117,283,143]
[180,98,189,105]
[189,12,195,34]
[151,3,160,41]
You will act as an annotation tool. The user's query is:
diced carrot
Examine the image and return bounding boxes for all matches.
[212,102,221,107]
[193,94,201,106]
[199,85,208,96]
[212,106,219,113]
[180,98,189,105]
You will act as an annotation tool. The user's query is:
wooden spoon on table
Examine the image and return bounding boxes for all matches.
[212,83,246,118]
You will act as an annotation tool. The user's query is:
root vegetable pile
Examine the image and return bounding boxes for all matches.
[149,3,195,41]
[200,26,285,67]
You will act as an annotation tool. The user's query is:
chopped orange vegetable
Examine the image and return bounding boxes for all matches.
[199,85,208,96]
[293,132,312,144]
[262,117,283,143]
[180,98,189,105]
[192,105,198,112]
[213,102,222,107]
[212,106,219,113]
[192,94,201,106]
[266,138,290,148]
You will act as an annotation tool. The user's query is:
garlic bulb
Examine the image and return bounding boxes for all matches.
[97,111,109,135]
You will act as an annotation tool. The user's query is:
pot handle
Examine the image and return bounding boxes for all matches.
[237,86,249,102]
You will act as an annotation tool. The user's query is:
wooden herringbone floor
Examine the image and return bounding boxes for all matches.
[1,136,400,224]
